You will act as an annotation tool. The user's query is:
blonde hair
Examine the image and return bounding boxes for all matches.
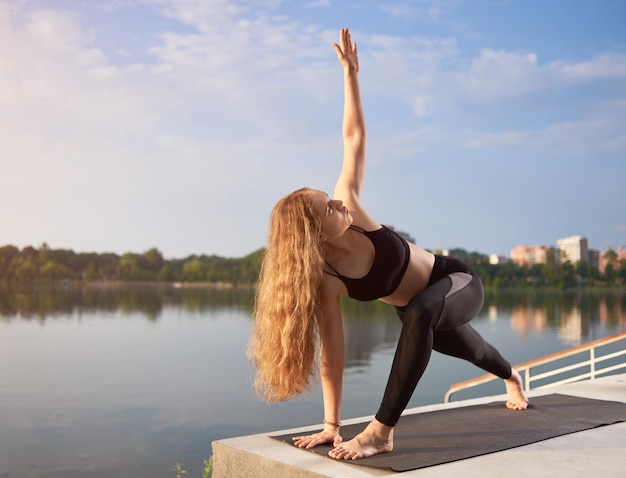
[248,188,325,402]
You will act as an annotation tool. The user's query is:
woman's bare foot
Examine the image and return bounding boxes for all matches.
[328,419,394,460]
[504,368,529,410]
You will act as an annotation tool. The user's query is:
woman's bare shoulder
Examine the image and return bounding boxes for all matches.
[321,271,347,298]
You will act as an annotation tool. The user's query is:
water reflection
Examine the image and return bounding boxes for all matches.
[0,284,255,322]
[483,289,626,345]
[1,285,625,351]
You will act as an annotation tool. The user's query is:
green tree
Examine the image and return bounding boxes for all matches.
[0,245,19,280]
[98,253,120,279]
[576,260,592,284]
[181,257,205,282]
[38,242,51,264]
[540,248,560,286]
[618,258,626,283]
[140,248,164,273]
[557,260,576,288]
[40,261,71,281]
[603,248,618,284]
[157,265,173,282]
[14,258,37,282]
[83,264,100,281]
[118,254,140,280]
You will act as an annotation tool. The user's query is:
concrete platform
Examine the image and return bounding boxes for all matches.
[211,374,626,477]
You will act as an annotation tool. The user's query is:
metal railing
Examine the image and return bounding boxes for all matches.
[444,330,626,403]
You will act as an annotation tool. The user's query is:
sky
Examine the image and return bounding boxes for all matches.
[1,0,625,259]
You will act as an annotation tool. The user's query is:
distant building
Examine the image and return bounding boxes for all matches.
[589,249,600,270]
[557,235,588,264]
[599,246,626,274]
[510,245,552,266]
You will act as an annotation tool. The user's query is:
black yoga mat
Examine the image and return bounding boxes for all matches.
[271,394,626,472]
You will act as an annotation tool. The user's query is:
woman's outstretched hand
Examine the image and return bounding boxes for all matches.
[292,428,343,449]
[333,28,359,72]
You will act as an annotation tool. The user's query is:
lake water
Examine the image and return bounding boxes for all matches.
[0,284,624,477]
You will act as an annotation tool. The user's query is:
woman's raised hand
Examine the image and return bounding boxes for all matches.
[333,28,359,72]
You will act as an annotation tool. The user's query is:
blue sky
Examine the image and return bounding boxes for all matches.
[1,0,625,259]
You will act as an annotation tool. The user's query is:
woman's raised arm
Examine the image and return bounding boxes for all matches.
[332,28,367,208]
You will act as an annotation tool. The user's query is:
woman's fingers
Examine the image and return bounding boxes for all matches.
[292,430,339,449]
[292,435,317,448]
[343,29,351,50]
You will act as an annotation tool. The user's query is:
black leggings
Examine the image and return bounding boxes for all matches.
[374,256,512,427]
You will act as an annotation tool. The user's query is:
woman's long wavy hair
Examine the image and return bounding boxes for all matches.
[248,187,326,402]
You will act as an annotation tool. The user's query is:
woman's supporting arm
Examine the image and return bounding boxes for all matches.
[292,281,345,449]
[318,285,345,437]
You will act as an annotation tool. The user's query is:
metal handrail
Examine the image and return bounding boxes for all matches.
[444,330,626,403]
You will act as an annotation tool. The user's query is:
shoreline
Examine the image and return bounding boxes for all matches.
[0,279,256,289]
[0,280,624,292]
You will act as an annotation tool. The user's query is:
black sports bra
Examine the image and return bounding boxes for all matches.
[324,225,410,301]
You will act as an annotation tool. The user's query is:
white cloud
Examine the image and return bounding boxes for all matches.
[459,114,626,157]
[554,53,626,80]
[362,42,626,157]
[379,0,460,21]
[454,49,626,103]
[305,0,331,8]
[379,3,415,18]
[458,49,544,100]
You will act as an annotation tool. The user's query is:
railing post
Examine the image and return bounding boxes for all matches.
[590,347,596,380]
[524,367,530,392]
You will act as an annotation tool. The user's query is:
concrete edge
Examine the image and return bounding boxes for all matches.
[211,374,626,478]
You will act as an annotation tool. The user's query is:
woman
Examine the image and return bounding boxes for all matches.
[248,28,528,461]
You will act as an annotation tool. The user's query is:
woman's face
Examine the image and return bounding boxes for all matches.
[309,189,352,240]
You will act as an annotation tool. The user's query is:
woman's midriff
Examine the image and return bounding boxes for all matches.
[381,244,435,307]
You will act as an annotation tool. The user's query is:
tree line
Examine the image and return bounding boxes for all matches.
[0,243,624,288]
[0,244,264,285]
